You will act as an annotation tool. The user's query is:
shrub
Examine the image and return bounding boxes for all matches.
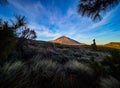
[0,24,15,60]
[101,50,120,81]
[100,76,120,88]
[0,61,29,88]
[64,60,96,88]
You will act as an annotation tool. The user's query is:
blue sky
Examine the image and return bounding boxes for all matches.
[0,0,120,44]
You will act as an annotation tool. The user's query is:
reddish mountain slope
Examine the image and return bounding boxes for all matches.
[50,36,81,45]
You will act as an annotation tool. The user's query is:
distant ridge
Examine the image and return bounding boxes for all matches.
[104,42,120,49]
[49,36,82,45]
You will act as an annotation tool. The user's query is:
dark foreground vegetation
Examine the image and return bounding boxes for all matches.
[0,38,120,88]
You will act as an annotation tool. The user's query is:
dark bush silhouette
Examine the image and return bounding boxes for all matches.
[0,20,15,60]
[0,0,8,5]
[78,0,120,22]
[0,15,37,60]
[101,50,120,81]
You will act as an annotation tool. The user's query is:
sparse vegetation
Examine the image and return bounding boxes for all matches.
[0,15,36,60]
[0,39,120,88]
[0,19,16,59]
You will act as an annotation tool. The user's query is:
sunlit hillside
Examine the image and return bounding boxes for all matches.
[104,42,120,49]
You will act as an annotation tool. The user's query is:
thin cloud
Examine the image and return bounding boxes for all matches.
[9,0,49,21]
[29,23,60,38]
[80,5,119,33]
[3,0,119,44]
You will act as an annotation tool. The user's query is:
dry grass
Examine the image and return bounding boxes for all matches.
[0,40,120,88]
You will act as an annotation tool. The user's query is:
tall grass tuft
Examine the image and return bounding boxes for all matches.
[100,76,120,88]
[0,54,120,88]
[0,61,29,88]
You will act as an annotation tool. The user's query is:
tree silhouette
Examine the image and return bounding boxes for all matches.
[0,0,8,5]
[20,27,37,39]
[0,20,15,59]
[0,15,37,59]
[10,15,27,30]
[10,15,36,40]
[78,0,120,22]
[11,15,37,58]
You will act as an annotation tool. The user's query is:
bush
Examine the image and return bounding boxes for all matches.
[0,27,15,60]
[101,50,120,81]
[100,76,120,88]
[0,61,29,88]
[0,58,120,88]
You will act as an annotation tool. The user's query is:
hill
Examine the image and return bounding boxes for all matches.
[49,36,83,45]
[104,42,120,49]
[12,39,109,62]
[1,39,120,88]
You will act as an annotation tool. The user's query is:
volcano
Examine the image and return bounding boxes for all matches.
[50,36,81,45]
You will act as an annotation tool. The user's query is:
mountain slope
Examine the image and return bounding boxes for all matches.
[104,42,120,49]
[50,36,81,45]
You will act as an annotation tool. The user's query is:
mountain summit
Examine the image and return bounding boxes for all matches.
[50,36,81,45]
